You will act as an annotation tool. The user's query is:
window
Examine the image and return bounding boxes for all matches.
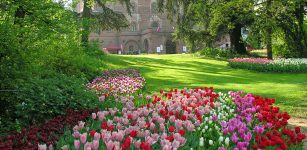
[151,2,158,14]
[131,2,137,13]
[151,22,158,28]
[130,22,137,32]
[151,21,159,31]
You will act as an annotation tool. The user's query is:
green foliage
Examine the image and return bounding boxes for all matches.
[197,48,237,59]
[228,61,307,73]
[1,74,98,131]
[79,0,132,45]
[0,0,106,133]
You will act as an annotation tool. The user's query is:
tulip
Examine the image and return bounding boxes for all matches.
[38,144,47,150]
[74,140,80,150]
[219,136,224,143]
[61,145,68,150]
[80,133,87,144]
[209,140,213,145]
[93,140,99,150]
[225,137,230,146]
[199,137,204,147]
[92,113,97,119]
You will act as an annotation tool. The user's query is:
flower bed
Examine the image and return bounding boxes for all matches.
[0,109,98,150]
[228,58,307,72]
[87,68,146,101]
[57,87,305,150]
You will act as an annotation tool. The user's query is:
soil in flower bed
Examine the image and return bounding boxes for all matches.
[0,108,98,150]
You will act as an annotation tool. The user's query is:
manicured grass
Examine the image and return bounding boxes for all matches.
[102,54,307,118]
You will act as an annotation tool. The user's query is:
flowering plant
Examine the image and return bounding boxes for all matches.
[228,58,307,72]
[87,68,146,102]
[59,87,305,150]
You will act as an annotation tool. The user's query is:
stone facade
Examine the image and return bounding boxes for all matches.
[77,0,230,54]
[77,0,185,54]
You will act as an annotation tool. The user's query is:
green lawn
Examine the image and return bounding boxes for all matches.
[102,54,307,118]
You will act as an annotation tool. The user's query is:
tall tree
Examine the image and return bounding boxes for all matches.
[253,0,307,58]
[157,0,254,54]
[77,0,132,46]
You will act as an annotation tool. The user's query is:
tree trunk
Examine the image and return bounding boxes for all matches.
[266,0,273,59]
[266,27,272,59]
[230,24,246,54]
[295,3,307,57]
[81,0,91,46]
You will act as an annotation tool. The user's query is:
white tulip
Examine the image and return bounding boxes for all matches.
[202,129,206,133]
[225,137,229,146]
[219,136,224,143]
[215,126,219,130]
[209,140,213,145]
[199,137,204,147]
[205,126,208,130]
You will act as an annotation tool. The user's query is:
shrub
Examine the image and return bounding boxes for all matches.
[197,48,237,59]
[0,73,99,133]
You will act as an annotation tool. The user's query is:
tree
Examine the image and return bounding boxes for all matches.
[157,0,254,54]
[253,0,307,58]
[76,0,132,46]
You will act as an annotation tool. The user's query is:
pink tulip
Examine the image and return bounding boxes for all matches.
[94,132,100,140]
[169,116,176,123]
[74,140,80,150]
[152,133,160,141]
[92,113,97,119]
[78,121,85,129]
[159,124,165,132]
[172,140,180,149]
[38,144,47,150]
[99,96,105,102]
[145,136,155,145]
[93,140,99,150]
[80,133,87,144]
[73,125,80,132]
[106,141,114,150]
[149,122,155,130]
[134,140,141,149]
[84,142,92,150]
[97,112,105,121]
[61,145,68,150]
[73,131,80,138]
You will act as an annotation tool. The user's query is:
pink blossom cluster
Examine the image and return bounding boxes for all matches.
[229,58,272,64]
[66,87,221,150]
[87,69,145,101]
[55,87,305,150]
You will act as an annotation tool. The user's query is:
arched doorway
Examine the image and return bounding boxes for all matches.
[165,39,176,54]
[143,39,149,53]
[124,40,139,54]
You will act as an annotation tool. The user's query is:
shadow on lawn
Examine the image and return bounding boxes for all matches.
[103,54,307,118]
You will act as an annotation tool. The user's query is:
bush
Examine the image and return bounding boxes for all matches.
[0,73,99,133]
[0,1,106,133]
[197,48,237,59]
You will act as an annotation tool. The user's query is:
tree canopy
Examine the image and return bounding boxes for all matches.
[157,0,307,58]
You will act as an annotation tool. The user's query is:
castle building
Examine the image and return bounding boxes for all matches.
[76,0,231,54]
[77,0,185,54]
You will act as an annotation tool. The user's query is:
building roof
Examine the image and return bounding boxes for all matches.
[105,44,121,51]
